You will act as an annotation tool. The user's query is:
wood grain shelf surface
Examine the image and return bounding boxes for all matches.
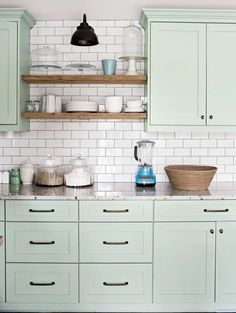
[21,74,147,84]
[21,112,147,120]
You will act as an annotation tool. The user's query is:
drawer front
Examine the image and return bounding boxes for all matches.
[155,200,236,221]
[80,264,152,304]
[6,200,78,222]
[0,200,4,221]
[0,222,5,303]
[80,223,152,262]
[6,222,78,262]
[80,200,153,222]
[6,263,78,303]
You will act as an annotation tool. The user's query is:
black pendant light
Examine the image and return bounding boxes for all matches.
[70,14,99,46]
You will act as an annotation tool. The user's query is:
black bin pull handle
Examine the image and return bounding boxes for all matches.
[103,209,129,213]
[204,209,229,213]
[29,240,55,245]
[103,282,128,287]
[30,281,55,286]
[103,240,128,245]
[29,209,55,213]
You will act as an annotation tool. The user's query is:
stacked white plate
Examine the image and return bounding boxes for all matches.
[66,101,97,112]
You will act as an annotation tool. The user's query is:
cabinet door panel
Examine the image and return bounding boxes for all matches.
[80,223,152,263]
[0,222,5,303]
[216,221,236,302]
[150,23,206,126]
[154,222,215,303]
[0,22,17,124]
[207,24,236,125]
[6,222,78,263]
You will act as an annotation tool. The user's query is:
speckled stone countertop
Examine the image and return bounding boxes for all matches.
[0,182,236,200]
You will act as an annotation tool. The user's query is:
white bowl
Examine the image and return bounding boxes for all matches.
[105,96,123,113]
[126,100,142,108]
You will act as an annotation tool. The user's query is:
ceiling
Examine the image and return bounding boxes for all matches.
[1,0,236,20]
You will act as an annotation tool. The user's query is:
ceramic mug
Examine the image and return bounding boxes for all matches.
[101,59,117,75]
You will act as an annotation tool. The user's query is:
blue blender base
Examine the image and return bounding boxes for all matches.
[135,166,156,186]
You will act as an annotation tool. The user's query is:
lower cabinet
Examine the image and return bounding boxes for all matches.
[154,222,215,303]
[0,222,5,303]
[80,264,152,304]
[6,263,78,303]
[216,221,236,302]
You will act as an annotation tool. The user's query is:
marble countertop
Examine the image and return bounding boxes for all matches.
[0,182,236,200]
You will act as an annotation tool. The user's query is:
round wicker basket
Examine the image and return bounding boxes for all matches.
[164,165,217,191]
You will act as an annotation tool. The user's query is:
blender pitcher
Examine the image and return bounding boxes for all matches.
[134,140,156,186]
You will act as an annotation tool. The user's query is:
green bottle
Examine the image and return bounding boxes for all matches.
[10,169,21,185]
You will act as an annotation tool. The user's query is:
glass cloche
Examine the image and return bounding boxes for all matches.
[120,23,144,75]
[30,46,62,71]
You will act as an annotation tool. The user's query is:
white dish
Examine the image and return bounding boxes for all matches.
[126,100,142,108]
[125,107,145,112]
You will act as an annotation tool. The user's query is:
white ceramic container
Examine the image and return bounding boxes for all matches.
[105,96,123,113]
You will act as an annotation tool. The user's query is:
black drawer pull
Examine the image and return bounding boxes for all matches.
[103,209,129,213]
[0,236,3,247]
[30,281,55,286]
[204,209,229,213]
[29,241,55,245]
[103,240,128,245]
[103,282,128,287]
[29,209,55,213]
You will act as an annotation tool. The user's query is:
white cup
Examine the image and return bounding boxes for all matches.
[105,96,123,113]
[46,95,56,113]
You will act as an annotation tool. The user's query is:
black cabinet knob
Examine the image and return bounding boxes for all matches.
[209,115,213,119]
[201,115,205,120]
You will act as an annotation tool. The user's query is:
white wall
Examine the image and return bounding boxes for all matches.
[1,0,236,20]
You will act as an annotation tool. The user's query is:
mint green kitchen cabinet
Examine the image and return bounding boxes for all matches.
[207,24,236,126]
[216,222,236,302]
[0,9,34,131]
[6,263,79,303]
[154,222,215,303]
[140,9,236,131]
[0,222,5,303]
[149,23,206,127]
[80,264,152,304]
[6,222,78,263]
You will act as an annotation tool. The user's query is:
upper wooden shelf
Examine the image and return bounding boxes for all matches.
[21,74,147,85]
[22,112,147,120]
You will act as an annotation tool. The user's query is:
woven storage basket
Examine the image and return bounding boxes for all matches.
[164,165,217,191]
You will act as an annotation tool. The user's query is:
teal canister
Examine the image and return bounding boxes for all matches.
[10,169,21,185]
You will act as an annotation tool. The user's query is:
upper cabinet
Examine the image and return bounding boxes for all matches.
[140,9,236,131]
[0,9,35,131]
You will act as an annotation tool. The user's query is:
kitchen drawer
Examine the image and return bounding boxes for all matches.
[0,222,5,303]
[6,222,78,262]
[80,223,152,262]
[80,264,152,304]
[6,200,78,221]
[155,200,236,222]
[80,200,153,222]
[6,263,78,303]
[0,200,4,221]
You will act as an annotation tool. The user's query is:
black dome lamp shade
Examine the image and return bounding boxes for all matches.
[70,14,99,46]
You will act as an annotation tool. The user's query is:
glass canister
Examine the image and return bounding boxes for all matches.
[65,156,93,187]
[10,169,21,185]
[35,155,64,186]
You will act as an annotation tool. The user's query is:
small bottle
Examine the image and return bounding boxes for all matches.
[10,169,21,185]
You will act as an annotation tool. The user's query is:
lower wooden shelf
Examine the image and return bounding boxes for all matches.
[22,112,147,120]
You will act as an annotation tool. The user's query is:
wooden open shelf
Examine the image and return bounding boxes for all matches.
[21,74,147,85]
[22,112,147,120]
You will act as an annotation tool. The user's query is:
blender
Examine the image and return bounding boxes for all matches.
[134,140,156,186]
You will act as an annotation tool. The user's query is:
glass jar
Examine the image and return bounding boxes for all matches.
[65,156,93,187]
[35,155,64,186]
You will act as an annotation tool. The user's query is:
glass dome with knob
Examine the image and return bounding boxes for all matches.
[120,22,145,75]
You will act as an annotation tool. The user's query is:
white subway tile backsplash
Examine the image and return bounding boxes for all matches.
[0,19,233,182]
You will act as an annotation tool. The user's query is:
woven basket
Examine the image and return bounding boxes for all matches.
[164,165,217,191]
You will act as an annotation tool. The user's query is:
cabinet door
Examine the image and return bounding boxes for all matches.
[0,22,17,124]
[207,24,236,125]
[154,222,215,303]
[150,23,206,126]
[216,222,236,302]
[0,222,5,303]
